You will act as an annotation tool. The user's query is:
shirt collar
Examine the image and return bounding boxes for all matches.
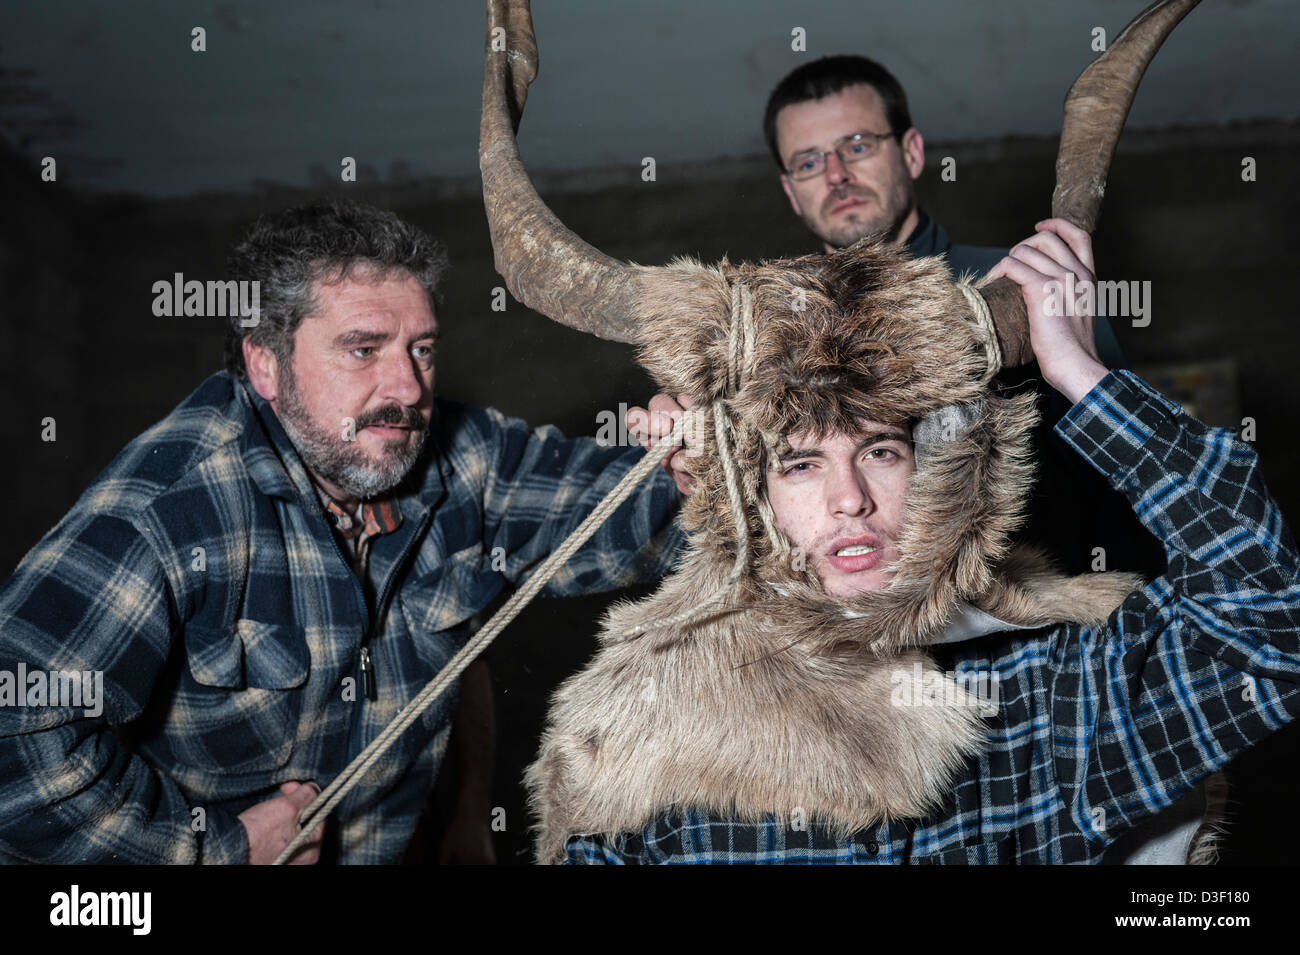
[321,493,403,540]
[765,578,1031,645]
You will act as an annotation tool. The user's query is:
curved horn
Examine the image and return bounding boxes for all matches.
[981,0,1201,367]
[480,0,641,342]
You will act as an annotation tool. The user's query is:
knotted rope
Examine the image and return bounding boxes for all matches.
[956,280,1002,385]
[621,279,765,638]
[272,410,692,864]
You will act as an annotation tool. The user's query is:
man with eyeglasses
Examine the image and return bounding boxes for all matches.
[764,56,1125,359]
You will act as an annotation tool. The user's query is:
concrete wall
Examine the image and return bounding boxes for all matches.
[4,121,1297,863]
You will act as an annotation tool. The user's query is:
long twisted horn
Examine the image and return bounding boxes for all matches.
[480,0,641,342]
[982,0,1201,366]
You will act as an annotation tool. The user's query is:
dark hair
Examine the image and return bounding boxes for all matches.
[762,55,913,170]
[223,198,449,379]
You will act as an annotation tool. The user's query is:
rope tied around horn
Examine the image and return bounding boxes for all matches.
[621,278,788,639]
[956,279,1003,387]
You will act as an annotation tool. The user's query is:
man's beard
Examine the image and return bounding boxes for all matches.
[275,365,428,501]
[813,182,915,249]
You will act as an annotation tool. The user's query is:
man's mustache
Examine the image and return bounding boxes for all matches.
[355,405,426,431]
[821,185,875,218]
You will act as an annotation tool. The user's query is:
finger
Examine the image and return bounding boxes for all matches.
[647,393,684,416]
[989,254,1054,304]
[1017,231,1093,285]
[290,846,320,866]
[624,406,648,434]
[1006,242,1075,285]
[652,407,683,432]
[1015,231,1090,281]
[1036,218,1095,276]
[279,781,300,795]
[284,782,320,811]
[677,394,695,410]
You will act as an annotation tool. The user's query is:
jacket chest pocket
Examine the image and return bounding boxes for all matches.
[398,552,498,649]
[174,619,310,774]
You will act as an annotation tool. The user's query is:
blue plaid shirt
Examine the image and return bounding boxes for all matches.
[564,371,1300,864]
[0,372,683,864]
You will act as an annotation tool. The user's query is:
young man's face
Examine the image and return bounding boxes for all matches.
[765,421,915,597]
[775,83,925,251]
[246,267,438,503]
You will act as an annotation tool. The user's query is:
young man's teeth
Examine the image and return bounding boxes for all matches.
[836,545,877,557]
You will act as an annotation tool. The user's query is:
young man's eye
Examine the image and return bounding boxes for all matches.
[782,461,814,476]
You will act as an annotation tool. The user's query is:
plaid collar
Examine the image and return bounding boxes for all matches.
[322,495,403,542]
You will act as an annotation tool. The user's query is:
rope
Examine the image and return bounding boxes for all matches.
[956,280,1002,385]
[621,280,757,639]
[620,399,746,640]
[271,411,692,864]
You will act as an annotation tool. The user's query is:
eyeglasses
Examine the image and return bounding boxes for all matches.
[785,131,896,181]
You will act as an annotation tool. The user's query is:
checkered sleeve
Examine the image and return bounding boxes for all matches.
[475,407,685,596]
[0,508,248,864]
[1048,369,1300,846]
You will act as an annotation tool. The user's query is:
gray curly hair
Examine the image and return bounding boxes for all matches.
[224,198,449,379]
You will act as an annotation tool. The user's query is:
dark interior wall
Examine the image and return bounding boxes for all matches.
[3,121,1297,863]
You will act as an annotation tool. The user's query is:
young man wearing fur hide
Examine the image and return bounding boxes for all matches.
[526,219,1300,864]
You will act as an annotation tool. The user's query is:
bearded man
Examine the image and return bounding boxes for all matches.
[0,198,684,864]
[527,220,1300,864]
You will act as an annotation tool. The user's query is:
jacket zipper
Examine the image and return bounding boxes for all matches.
[344,509,435,762]
[359,646,377,701]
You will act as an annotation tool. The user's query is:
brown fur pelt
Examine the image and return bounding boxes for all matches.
[527,549,994,864]
[526,239,1144,862]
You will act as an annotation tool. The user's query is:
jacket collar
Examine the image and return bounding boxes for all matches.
[842,598,1033,644]
[901,207,952,259]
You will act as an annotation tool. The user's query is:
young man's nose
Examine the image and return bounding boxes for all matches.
[827,463,874,518]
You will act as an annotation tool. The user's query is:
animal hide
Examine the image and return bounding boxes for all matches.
[527,240,1143,863]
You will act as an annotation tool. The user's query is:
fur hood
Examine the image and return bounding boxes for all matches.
[526,240,1143,862]
[629,239,1140,650]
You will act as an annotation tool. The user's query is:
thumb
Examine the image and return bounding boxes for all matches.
[285,781,321,811]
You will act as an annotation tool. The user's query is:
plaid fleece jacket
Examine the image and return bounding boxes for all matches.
[0,372,683,864]
[564,370,1300,864]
